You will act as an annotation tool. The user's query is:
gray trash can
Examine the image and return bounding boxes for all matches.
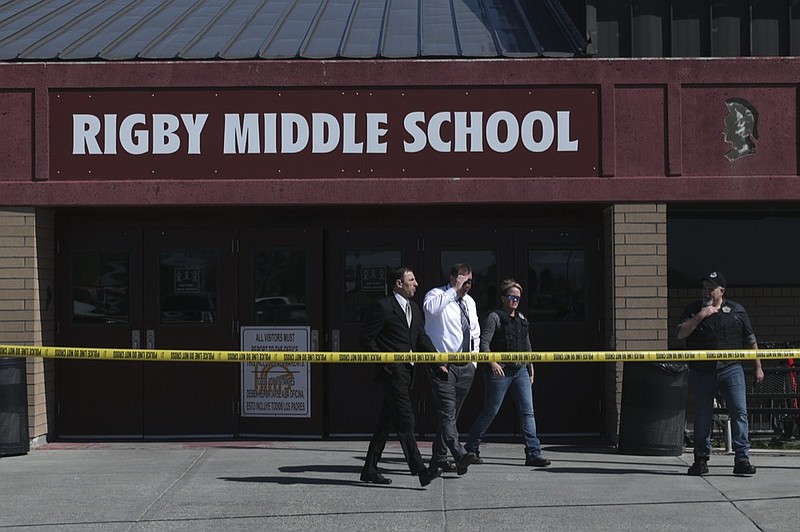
[0,357,30,456]
[618,362,688,456]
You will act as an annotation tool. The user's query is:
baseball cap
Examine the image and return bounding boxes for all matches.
[702,271,727,288]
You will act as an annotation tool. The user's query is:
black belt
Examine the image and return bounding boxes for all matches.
[450,362,469,367]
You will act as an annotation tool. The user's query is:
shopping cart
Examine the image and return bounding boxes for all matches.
[740,341,798,439]
[711,341,800,446]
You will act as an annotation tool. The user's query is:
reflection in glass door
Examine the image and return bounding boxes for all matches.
[58,227,238,438]
[517,227,603,434]
[142,229,236,437]
[56,229,143,437]
[238,228,323,436]
[422,233,515,437]
[159,250,218,325]
[252,249,308,325]
[528,250,586,323]
[326,229,419,435]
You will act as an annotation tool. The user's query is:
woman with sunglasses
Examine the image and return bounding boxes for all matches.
[465,278,551,467]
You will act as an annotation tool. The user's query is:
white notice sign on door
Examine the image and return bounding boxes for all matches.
[240,326,311,418]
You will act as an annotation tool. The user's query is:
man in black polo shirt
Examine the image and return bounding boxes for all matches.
[677,271,764,476]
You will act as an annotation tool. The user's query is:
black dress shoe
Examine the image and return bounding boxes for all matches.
[418,466,442,487]
[432,460,458,473]
[360,471,392,485]
[456,452,477,475]
[525,456,551,467]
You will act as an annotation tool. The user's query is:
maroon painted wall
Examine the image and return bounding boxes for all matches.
[0,58,798,206]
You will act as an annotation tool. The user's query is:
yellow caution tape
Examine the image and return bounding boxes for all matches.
[0,344,796,363]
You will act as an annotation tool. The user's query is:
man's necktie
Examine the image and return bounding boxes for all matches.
[405,302,412,327]
[457,298,470,352]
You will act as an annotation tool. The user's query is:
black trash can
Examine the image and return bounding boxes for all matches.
[618,362,688,456]
[0,357,30,456]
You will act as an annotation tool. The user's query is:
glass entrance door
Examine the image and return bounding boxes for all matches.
[56,228,144,437]
[141,229,237,437]
[325,228,420,435]
[515,226,604,434]
[56,227,237,438]
[237,227,324,436]
[420,228,516,437]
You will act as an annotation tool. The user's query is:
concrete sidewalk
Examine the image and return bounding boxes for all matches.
[1,440,798,531]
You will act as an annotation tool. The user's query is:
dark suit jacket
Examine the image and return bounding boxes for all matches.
[360,293,438,373]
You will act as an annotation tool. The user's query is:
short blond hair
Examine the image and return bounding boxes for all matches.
[500,278,522,295]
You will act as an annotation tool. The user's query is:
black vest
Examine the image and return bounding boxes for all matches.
[686,302,746,372]
[489,309,530,355]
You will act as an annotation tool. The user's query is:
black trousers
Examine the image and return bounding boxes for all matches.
[362,364,426,476]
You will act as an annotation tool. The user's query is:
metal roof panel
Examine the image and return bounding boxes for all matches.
[299,0,351,58]
[218,0,290,59]
[178,0,256,59]
[259,0,324,59]
[338,0,384,58]
[0,0,586,61]
[419,0,458,57]
[380,0,418,58]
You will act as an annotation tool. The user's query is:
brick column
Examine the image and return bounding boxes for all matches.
[0,207,55,445]
[604,203,668,443]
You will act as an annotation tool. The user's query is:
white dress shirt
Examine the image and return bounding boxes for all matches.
[393,292,414,361]
[393,292,410,317]
[423,285,480,360]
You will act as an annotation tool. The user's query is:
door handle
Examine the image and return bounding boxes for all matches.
[330,329,340,352]
[132,330,140,349]
[311,329,319,352]
[146,330,155,349]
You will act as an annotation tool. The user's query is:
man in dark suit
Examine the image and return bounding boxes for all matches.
[360,266,443,487]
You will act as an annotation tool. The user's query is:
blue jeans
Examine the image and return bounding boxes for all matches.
[465,365,542,459]
[688,363,750,462]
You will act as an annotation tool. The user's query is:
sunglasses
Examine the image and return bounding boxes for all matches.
[505,295,520,302]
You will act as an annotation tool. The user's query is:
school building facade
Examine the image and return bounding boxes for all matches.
[2,1,800,446]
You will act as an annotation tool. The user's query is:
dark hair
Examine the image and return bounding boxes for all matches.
[390,266,413,286]
[449,263,472,278]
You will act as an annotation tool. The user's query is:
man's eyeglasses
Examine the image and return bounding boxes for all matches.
[505,295,520,302]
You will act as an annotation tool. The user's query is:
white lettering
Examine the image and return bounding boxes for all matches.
[224,113,259,154]
[74,113,208,155]
[403,109,574,154]
[312,113,339,154]
[428,112,451,152]
[152,114,180,154]
[70,107,579,159]
[182,113,208,154]
[263,113,277,153]
[342,113,362,153]
[119,114,148,155]
[486,111,518,153]
[366,113,388,154]
[281,113,308,154]
[454,111,483,152]
[104,114,117,154]
[403,111,427,153]
[557,111,578,151]
[521,111,554,153]
[72,114,101,155]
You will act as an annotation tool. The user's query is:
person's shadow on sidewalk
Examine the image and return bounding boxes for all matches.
[220,464,425,489]
[538,466,684,476]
